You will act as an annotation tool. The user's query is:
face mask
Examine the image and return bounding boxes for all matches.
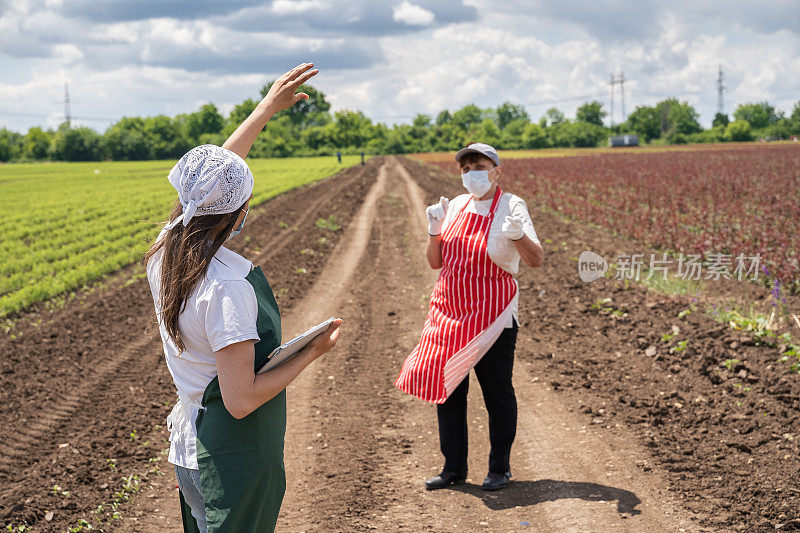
[461,168,496,197]
[227,205,249,241]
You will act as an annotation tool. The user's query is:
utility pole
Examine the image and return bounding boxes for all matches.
[716,65,725,114]
[64,83,72,127]
[609,71,626,125]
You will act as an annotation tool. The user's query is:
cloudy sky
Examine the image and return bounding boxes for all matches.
[1,0,798,133]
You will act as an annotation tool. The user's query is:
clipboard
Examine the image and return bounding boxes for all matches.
[257,317,336,374]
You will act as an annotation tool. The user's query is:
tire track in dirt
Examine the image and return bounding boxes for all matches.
[0,335,160,474]
[277,161,388,531]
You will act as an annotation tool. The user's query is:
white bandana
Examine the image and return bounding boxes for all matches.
[163,144,254,231]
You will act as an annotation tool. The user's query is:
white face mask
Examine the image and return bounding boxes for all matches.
[461,168,496,197]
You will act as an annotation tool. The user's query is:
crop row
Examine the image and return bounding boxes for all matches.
[0,155,361,317]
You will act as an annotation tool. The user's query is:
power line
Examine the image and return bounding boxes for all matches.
[520,93,606,107]
[716,65,726,114]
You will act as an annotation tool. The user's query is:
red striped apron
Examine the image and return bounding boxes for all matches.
[395,187,518,404]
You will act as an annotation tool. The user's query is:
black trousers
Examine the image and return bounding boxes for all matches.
[436,321,518,475]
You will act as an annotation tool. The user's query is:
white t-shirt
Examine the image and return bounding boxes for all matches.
[440,191,540,327]
[146,228,261,469]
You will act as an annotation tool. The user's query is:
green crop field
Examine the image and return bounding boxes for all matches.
[0,155,363,318]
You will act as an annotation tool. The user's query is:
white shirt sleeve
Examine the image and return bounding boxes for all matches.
[200,280,261,352]
[510,197,540,244]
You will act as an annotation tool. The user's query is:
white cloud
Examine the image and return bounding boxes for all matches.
[0,0,798,133]
[53,43,84,62]
[270,0,329,15]
[392,1,435,26]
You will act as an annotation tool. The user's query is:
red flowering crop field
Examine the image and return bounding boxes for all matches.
[419,144,800,292]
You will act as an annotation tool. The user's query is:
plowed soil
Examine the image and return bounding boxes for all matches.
[2,156,798,532]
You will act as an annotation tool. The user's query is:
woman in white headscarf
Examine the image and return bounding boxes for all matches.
[145,62,342,533]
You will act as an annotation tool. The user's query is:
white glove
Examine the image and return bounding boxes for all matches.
[502,215,525,241]
[426,196,449,235]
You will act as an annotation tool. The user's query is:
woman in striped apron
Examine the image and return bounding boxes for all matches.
[145,62,342,532]
[395,143,544,491]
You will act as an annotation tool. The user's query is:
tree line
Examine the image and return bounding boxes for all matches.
[1,82,798,162]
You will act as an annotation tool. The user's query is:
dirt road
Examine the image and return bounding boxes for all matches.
[120,158,703,532]
[3,156,797,532]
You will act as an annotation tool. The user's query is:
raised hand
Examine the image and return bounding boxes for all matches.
[261,62,319,113]
[224,62,319,159]
[426,196,449,236]
[502,215,525,241]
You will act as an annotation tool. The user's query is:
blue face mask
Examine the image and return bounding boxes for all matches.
[227,205,249,241]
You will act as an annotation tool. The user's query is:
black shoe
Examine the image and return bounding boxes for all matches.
[482,471,511,491]
[424,471,467,490]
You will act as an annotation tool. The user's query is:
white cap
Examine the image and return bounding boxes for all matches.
[454,142,500,166]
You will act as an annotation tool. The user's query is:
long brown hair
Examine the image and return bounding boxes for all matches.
[144,199,247,352]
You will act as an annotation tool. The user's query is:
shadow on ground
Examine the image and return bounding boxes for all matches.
[450,479,642,515]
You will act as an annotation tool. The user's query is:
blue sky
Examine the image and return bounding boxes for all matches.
[1,0,798,132]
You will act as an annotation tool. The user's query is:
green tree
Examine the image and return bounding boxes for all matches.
[23,126,52,160]
[412,114,432,128]
[734,101,780,129]
[260,83,330,128]
[543,108,566,126]
[763,119,792,139]
[382,127,412,154]
[435,109,452,126]
[496,102,529,129]
[548,122,605,148]
[625,106,660,142]
[787,101,800,134]
[426,123,464,152]
[365,122,389,154]
[104,117,151,160]
[724,120,752,142]
[451,104,483,131]
[332,110,373,148]
[227,99,259,130]
[473,118,502,146]
[143,115,190,159]
[575,101,607,126]
[0,128,22,161]
[301,123,335,152]
[654,98,701,140]
[51,123,104,161]
[712,112,730,128]
[521,123,548,149]
[182,103,224,144]
[500,119,528,149]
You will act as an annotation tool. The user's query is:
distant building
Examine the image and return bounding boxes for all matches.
[609,134,639,147]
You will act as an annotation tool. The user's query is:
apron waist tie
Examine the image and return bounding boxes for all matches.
[166,396,204,451]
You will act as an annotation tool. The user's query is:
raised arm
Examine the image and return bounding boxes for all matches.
[222,62,319,159]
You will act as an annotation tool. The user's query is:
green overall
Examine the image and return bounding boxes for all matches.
[180,265,286,533]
